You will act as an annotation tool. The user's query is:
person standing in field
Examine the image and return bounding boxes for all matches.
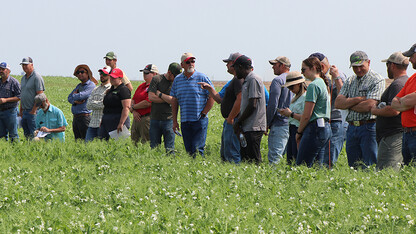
[104,51,133,92]
[392,43,416,165]
[130,64,158,144]
[0,62,21,142]
[19,57,45,139]
[279,71,307,164]
[85,66,112,142]
[147,62,182,153]
[68,64,97,141]
[266,56,292,165]
[308,53,347,167]
[335,51,385,168]
[233,55,267,164]
[170,52,215,157]
[371,52,408,170]
[99,68,131,140]
[296,57,332,167]
[198,52,244,164]
[34,93,68,142]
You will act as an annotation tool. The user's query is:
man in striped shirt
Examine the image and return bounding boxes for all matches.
[335,51,385,168]
[170,53,215,157]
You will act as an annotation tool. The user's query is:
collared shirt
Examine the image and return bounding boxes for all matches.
[36,104,68,142]
[0,76,21,110]
[86,83,111,128]
[132,82,151,116]
[67,79,96,115]
[170,70,213,122]
[396,73,416,128]
[339,69,385,121]
[20,70,45,110]
[240,71,267,132]
[266,73,292,127]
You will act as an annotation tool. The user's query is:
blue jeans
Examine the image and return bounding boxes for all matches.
[402,131,416,165]
[322,121,345,167]
[287,124,298,164]
[85,127,99,142]
[150,119,175,153]
[220,120,241,164]
[22,110,36,139]
[297,121,331,167]
[346,122,377,168]
[181,117,208,157]
[267,124,289,164]
[0,107,19,141]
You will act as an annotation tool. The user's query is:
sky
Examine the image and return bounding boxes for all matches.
[3,0,416,82]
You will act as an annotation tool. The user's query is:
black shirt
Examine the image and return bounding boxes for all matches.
[221,77,243,118]
[103,83,131,114]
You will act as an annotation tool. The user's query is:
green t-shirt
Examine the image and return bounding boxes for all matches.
[305,78,330,122]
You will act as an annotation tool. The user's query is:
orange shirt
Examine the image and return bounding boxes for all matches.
[396,73,416,127]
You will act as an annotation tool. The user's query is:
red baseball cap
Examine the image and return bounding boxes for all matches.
[109,68,123,78]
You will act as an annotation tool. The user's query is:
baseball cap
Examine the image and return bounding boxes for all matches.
[223,52,242,63]
[109,68,123,78]
[181,52,195,63]
[98,66,112,75]
[402,43,416,57]
[232,55,252,68]
[0,62,11,70]
[308,52,326,62]
[20,57,33,65]
[269,56,291,67]
[104,51,117,60]
[168,62,182,77]
[283,71,305,87]
[34,93,47,106]
[140,64,159,74]
[349,51,369,67]
[381,52,409,65]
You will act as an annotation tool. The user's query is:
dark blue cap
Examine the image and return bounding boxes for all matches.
[309,52,326,61]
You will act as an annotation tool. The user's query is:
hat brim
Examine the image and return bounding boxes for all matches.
[74,64,98,85]
[269,60,278,65]
[183,57,195,63]
[20,62,31,65]
[283,78,305,87]
[402,50,414,57]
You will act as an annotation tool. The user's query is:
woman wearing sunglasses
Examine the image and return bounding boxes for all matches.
[295,57,331,167]
[279,71,307,165]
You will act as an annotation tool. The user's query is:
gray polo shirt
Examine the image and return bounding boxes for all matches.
[240,71,267,132]
[20,70,45,110]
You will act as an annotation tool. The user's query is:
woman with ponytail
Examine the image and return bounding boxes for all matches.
[295,57,331,167]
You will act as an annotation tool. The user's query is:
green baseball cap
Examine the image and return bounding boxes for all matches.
[104,51,117,60]
[168,62,182,77]
[349,51,368,68]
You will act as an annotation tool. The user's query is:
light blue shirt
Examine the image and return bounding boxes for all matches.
[68,79,96,115]
[36,104,68,141]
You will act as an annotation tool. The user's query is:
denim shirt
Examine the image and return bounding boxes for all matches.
[68,79,96,115]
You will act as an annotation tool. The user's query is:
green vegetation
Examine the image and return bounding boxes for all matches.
[0,76,415,232]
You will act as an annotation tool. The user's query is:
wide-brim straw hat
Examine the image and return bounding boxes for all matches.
[73,64,98,85]
[283,71,305,87]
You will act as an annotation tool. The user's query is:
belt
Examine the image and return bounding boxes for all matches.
[403,127,416,133]
[74,113,90,117]
[0,106,15,111]
[348,119,376,127]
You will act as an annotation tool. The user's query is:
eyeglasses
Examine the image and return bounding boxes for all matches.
[186,60,195,64]
[386,62,391,67]
[76,70,86,75]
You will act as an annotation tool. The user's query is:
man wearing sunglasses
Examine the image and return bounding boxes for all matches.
[170,52,215,157]
[68,64,97,140]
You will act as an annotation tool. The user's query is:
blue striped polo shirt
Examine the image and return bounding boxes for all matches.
[170,70,213,122]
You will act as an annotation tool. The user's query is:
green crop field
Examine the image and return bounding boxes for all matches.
[1,76,416,233]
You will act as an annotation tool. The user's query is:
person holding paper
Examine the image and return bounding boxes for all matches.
[34,93,68,141]
[295,57,331,167]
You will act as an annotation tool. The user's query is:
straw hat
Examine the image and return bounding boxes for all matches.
[283,71,305,87]
[73,64,98,85]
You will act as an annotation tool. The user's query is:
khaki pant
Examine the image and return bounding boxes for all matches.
[131,115,150,143]
[376,132,403,171]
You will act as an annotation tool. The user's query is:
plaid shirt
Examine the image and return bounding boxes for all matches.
[86,83,111,128]
[0,76,21,110]
[339,69,385,121]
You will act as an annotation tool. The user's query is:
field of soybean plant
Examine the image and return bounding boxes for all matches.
[1,76,416,233]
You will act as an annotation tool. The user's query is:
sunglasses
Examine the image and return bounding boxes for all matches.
[186,60,195,64]
[288,85,295,90]
[76,70,87,75]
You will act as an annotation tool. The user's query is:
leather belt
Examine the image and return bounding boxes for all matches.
[403,127,416,133]
[348,119,376,127]
[74,113,90,117]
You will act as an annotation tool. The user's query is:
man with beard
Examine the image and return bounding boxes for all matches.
[371,52,409,170]
[170,53,215,157]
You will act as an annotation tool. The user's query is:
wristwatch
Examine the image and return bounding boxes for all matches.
[159,92,163,98]
[290,112,294,118]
